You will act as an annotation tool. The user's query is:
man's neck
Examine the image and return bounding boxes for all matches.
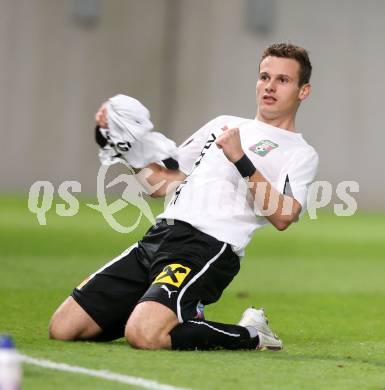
[256,112,296,132]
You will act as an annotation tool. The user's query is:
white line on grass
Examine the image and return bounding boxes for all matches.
[21,354,191,390]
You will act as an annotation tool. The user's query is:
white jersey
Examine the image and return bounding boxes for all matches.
[158,115,319,255]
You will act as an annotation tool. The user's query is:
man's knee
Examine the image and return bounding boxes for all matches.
[49,317,74,341]
[49,307,77,341]
[125,301,178,350]
[49,297,102,341]
[125,319,158,349]
[49,316,68,341]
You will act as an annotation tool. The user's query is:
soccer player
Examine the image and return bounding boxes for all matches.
[49,43,318,351]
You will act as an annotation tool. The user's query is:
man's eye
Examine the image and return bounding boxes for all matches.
[260,75,268,80]
[279,77,288,83]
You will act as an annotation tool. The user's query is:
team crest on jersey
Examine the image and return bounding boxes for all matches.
[249,140,279,156]
[153,264,191,287]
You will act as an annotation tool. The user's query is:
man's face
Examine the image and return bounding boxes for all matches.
[256,56,310,120]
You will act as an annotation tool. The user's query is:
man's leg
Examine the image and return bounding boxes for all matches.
[125,301,178,349]
[49,297,102,341]
[122,220,257,350]
[124,301,261,350]
[49,243,150,342]
[169,319,259,350]
[123,224,281,350]
[170,307,282,350]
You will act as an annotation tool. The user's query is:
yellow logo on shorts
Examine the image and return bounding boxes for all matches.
[153,264,191,287]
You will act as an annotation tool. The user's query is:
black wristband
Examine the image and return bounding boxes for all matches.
[162,157,179,170]
[234,154,256,178]
[95,126,108,148]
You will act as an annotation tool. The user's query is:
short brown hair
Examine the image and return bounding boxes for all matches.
[260,43,312,86]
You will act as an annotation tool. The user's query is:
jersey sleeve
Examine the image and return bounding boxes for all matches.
[176,116,229,175]
[280,146,319,213]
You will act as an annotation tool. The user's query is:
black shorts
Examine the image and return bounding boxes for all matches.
[72,219,240,339]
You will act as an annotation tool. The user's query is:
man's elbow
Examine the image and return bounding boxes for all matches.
[273,205,302,231]
[149,189,166,198]
[274,219,291,231]
[149,184,176,198]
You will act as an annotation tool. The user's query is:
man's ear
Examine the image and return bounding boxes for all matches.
[299,83,311,101]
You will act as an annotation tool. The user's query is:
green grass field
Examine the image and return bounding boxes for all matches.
[1,195,385,389]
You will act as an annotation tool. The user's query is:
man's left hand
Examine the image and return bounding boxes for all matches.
[216,126,244,163]
[95,102,109,128]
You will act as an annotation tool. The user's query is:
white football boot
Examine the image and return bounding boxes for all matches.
[238,307,283,351]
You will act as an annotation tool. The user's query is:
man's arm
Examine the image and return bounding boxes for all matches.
[246,169,301,230]
[133,163,186,198]
[216,126,301,231]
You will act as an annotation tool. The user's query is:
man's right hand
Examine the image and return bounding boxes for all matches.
[95,102,108,128]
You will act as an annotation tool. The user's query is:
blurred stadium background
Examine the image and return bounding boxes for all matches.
[0,0,384,208]
[1,1,385,389]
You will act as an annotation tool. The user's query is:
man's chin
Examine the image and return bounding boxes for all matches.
[258,107,280,120]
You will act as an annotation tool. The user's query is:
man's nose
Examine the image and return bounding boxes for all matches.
[265,80,276,92]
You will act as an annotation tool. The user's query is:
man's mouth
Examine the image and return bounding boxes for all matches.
[262,95,277,104]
